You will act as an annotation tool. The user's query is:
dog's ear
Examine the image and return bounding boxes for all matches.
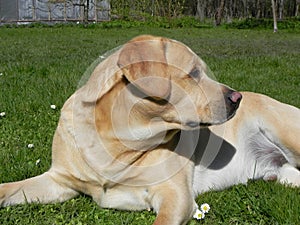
[78,49,124,103]
[117,35,171,99]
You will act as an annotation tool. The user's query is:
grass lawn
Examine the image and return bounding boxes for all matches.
[0,25,300,224]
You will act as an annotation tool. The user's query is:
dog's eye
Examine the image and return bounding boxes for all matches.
[189,69,201,80]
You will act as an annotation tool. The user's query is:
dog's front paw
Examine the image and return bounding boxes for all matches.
[263,171,278,181]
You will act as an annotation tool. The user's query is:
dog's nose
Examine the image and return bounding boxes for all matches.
[228,91,242,104]
[225,90,242,112]
[222,90,242,120]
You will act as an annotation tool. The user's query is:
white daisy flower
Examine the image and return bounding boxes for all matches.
[35,159,41,166]
[50,104,56,110]
[0,72,3,76]
[27,143,34,149]
[193,208,205,220]
[0,112,5,117]
[200,203,210,213]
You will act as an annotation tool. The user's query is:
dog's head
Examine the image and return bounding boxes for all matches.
[117,35,241,129]
[81,35,241,132]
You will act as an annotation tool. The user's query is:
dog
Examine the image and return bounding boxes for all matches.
[193,91,300,194]
[0,35,242,225]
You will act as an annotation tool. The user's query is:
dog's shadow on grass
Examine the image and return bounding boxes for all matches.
[177,128,236,170]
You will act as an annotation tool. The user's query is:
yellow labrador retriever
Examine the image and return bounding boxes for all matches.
[0,35,242,224]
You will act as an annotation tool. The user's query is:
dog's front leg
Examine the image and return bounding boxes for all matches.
[277,163,300,187]
[149,161,196,225]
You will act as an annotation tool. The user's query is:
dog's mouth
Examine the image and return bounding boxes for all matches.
[199,122,212,127]
[186,121,212,128]
[185,111,238,129]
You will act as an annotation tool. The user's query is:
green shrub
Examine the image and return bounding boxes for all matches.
[226,17,300,30]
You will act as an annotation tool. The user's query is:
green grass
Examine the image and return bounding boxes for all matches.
[0,25,300,224]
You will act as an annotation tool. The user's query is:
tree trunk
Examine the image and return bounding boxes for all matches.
[271,0,278,32]
[256,0,261,18]
[196,0,206,21]
[278,0,284,19]
[215,0,225,26]
[242,0,247,17]
[227,0,233,22]
[296,0,300,16]
[151,0,154,16]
